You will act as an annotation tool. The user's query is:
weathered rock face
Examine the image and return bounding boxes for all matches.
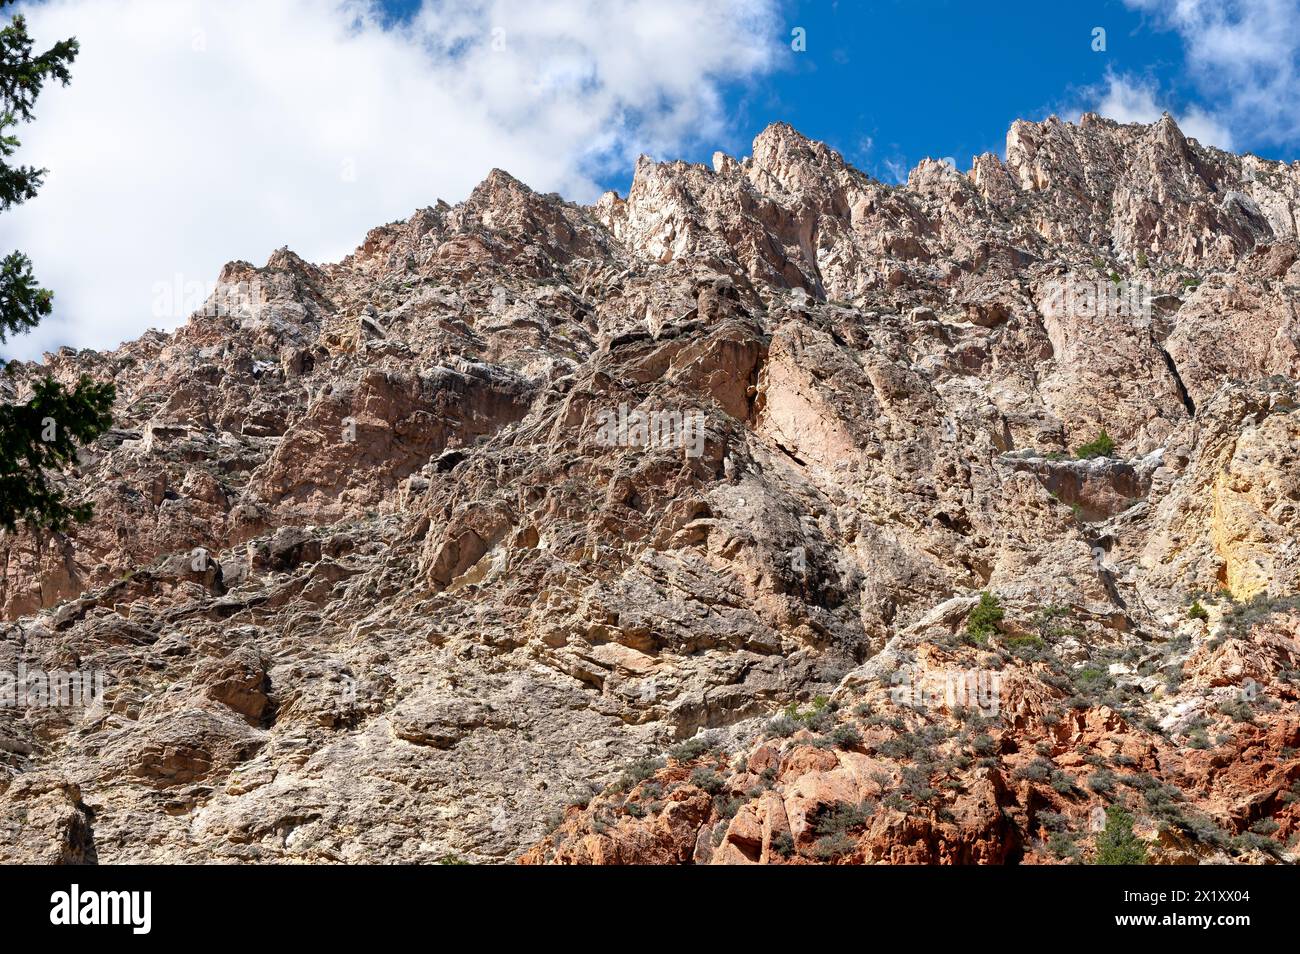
[2,114,1299,864]
[527,605,1300,866]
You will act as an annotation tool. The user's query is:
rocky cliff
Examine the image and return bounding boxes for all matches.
[2,113,1299,864]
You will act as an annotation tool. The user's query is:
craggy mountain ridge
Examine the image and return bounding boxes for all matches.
[2,113,1299,864]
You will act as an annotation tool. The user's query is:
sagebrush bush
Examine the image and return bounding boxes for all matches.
[812,801,875,838]
[1087,769,1116,795]
[1017,757,1054,782]
[689,767,724,794]
[829,724,862,750]
[770,832,794,857]
[810,832,856,860]
[1049,771,1076,795]
[1075,429,1116,459]
[614,757,664,792]
[668,735,715,763]
[764,715,799,739]
[1222,592,1300,636]
[1048,831,1081,861]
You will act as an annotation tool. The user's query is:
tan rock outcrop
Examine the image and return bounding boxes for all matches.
[2,115,1299,864]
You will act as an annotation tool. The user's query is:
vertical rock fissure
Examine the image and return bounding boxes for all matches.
[1159,346,1197,417]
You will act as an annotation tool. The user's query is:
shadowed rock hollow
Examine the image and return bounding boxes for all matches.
[3,114,1300,864]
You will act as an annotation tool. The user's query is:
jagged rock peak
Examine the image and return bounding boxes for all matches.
[4,114,1300,867]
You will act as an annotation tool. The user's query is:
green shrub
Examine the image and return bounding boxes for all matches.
[896,763,939,804]
[1031,603,1076,639]
[869,770,892,795]
[812,801,875,838]
[1006,633,1046,657]
[1187,600,1209,621]
[1073,666,1113,696]
[1232,831,1280,856]
[966,591,1004,646]
[776,696,835,732]
[810,832,856,860]
[1164,663,1185,693]
[1037,810,1070,832]
[1050,771,1077,795]
[1184,814,1230,849]
[1087,769,1117,795]
[714,795,742,819]
[614,757,665,792]
[876,731,921,761]
[764,715,800,738]
[1017,757,1054,782]
[829,724,862,750]
[689,767,724,794]
[668,735,715,763]
[1075,429,1116,460]
[1249,817,1280,836]
[1222,592,1300,636]
[1217,697,1255,724]
[1093,806,1148,865]
[1048,831,1081,860]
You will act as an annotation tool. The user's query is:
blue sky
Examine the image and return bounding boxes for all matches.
[8,0,1300,358]
[382,0,1284,191]
[718,0,1192,184]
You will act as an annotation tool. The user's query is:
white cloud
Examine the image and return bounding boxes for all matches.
[1117,0,1300,149]
[1089,71,1235,149]
[881,157,909,184]
[3,0,780,359]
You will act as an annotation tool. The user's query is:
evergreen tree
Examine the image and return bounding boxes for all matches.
[1093,806,1148,865]
[965,590,1004,646]
[1,2,114,531]
[1075,428,1116,460]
